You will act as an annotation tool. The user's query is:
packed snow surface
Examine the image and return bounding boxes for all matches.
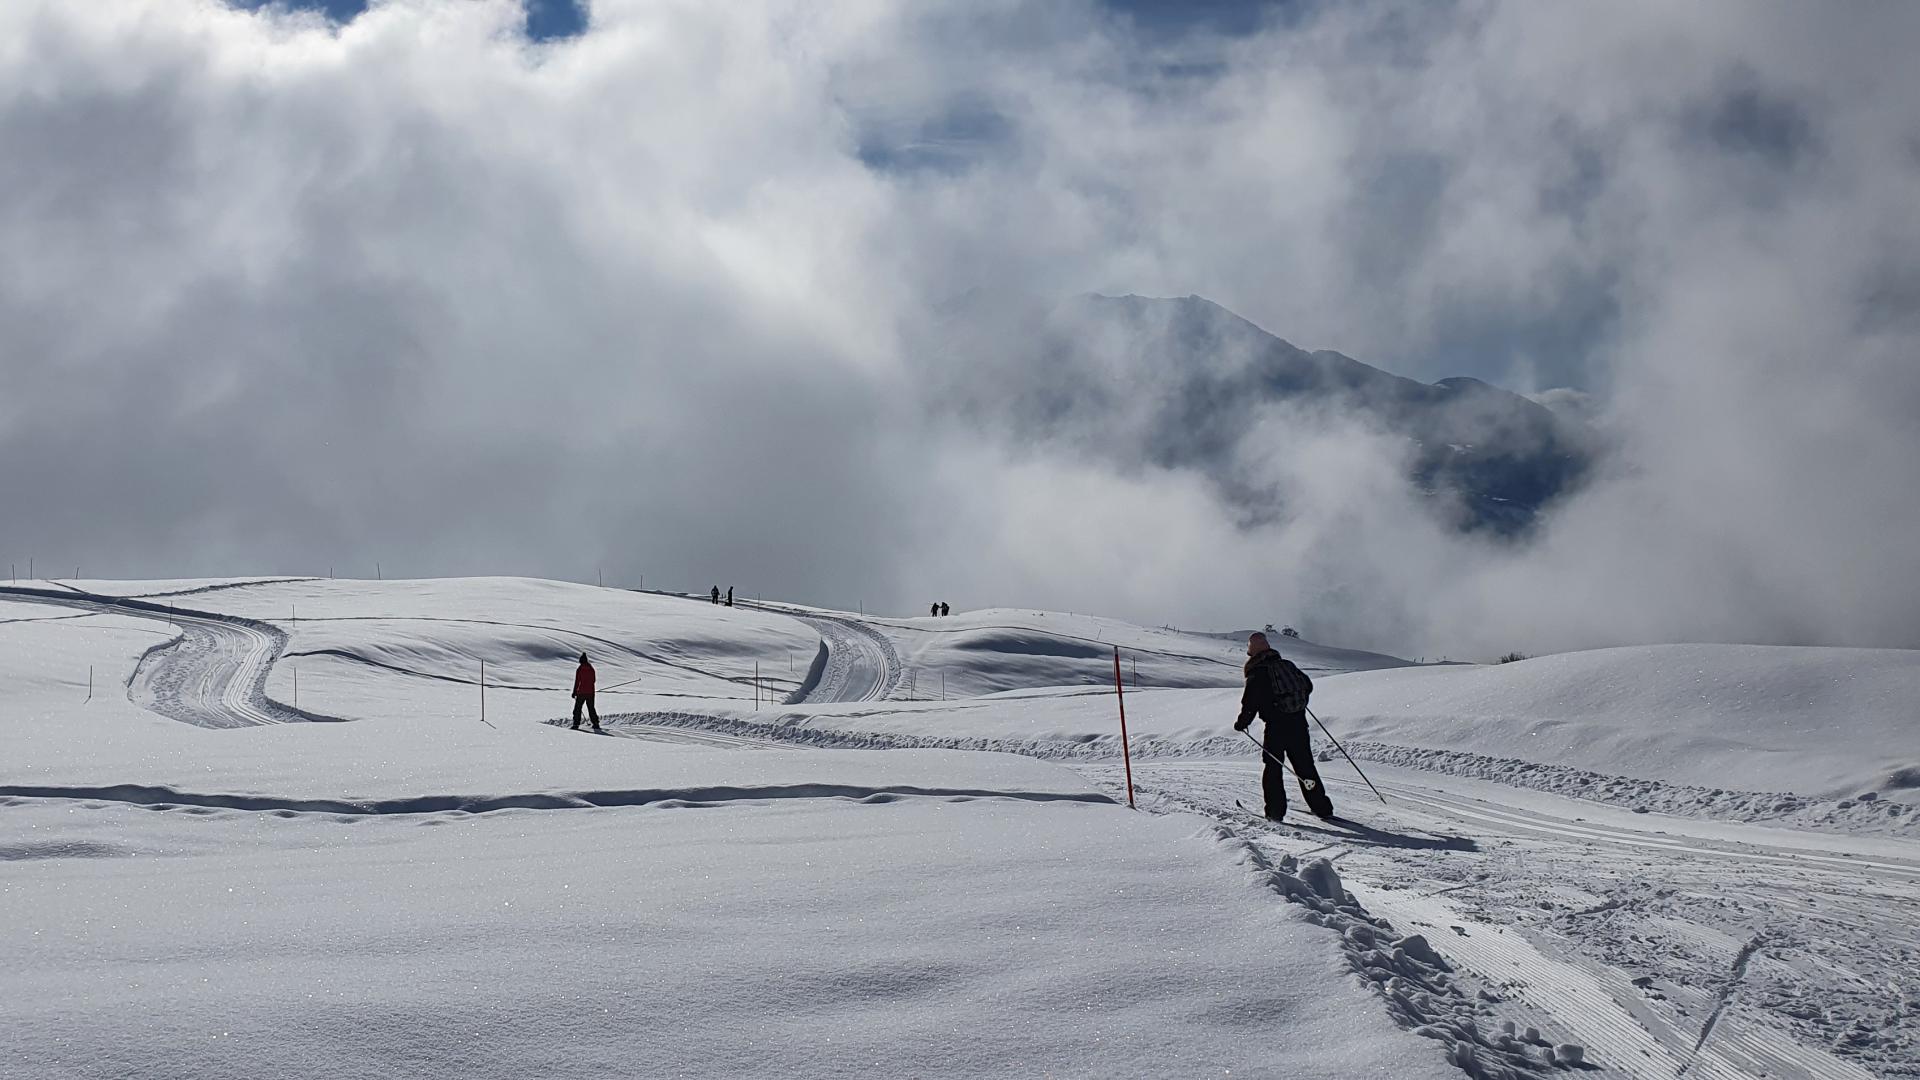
[1,578,1449,1080]
[5,577,1917,1079]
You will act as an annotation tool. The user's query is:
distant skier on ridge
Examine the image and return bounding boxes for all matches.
[1235,632,1333,822]
[571,652,601,732]
[710,586,720,605]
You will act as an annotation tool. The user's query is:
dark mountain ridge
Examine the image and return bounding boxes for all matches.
[935,291,1599,535]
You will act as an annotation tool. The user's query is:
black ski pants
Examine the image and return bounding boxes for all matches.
[1262,710,1333,819]
[572,693,600,729]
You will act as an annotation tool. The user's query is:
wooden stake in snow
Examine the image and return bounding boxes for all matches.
[1113,646,1135,809]
[754,662,760,710]
[293,665,298,710]
[86,665,92,703]
[480,659,486,725]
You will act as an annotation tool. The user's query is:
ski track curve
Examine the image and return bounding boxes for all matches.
[739,602,903,704]
[0,586,337,729]
[588,602,905,747]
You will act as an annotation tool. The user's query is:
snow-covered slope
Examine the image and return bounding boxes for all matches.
[854,604,1412,698]
[10,577,1919,1079]
[1315,644,1920,801]
[0,578,1456,1080]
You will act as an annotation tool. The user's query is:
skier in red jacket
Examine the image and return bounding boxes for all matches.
[571,652,600,731]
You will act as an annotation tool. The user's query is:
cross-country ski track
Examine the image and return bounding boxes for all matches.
[0,585,900,734]
[1093,759,1918,1080]
[597,598,905,744]
[739,599,905,703]
[0,584,328,728]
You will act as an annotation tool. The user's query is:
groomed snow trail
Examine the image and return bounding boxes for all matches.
[0,586,328,728]
[1096,760,1918,1080]
[739,601,904,704]
[591,600,906,744]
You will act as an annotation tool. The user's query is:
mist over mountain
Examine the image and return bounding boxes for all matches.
[933,292,1600,536]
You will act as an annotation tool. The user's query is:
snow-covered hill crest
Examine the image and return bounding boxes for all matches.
[1316,643,1920,801]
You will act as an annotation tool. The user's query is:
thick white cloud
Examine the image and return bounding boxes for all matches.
[2,0,1916,655]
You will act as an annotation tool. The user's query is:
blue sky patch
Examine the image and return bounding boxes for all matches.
[229,0,587,42]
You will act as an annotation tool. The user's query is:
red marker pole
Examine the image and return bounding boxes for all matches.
[1113,647,1135,809]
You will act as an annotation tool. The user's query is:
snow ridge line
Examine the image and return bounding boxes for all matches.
[1341,740,1919,836]
[285,648,646,695]
[784,642,830,705]
[123,577,320,599]
[1678,934,1767,1075]
[601,710,1261,760]
[285,615,766,688]
[0,782,1116,817]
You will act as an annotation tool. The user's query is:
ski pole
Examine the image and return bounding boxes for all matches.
[1242,729,1294,776]
[1306,706,1385,804]
[1242,729,1330,792]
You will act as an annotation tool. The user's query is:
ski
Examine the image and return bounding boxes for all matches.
[1235,800,1353,833]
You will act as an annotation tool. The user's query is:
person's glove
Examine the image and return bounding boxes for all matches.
[1233,716,1252,732]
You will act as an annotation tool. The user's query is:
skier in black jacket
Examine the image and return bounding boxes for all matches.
[1236,632,1334,822]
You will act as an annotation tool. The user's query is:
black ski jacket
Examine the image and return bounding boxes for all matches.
[1239,649,1312,723]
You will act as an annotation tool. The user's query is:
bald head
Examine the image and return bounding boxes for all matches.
[1247,632,1270,656]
